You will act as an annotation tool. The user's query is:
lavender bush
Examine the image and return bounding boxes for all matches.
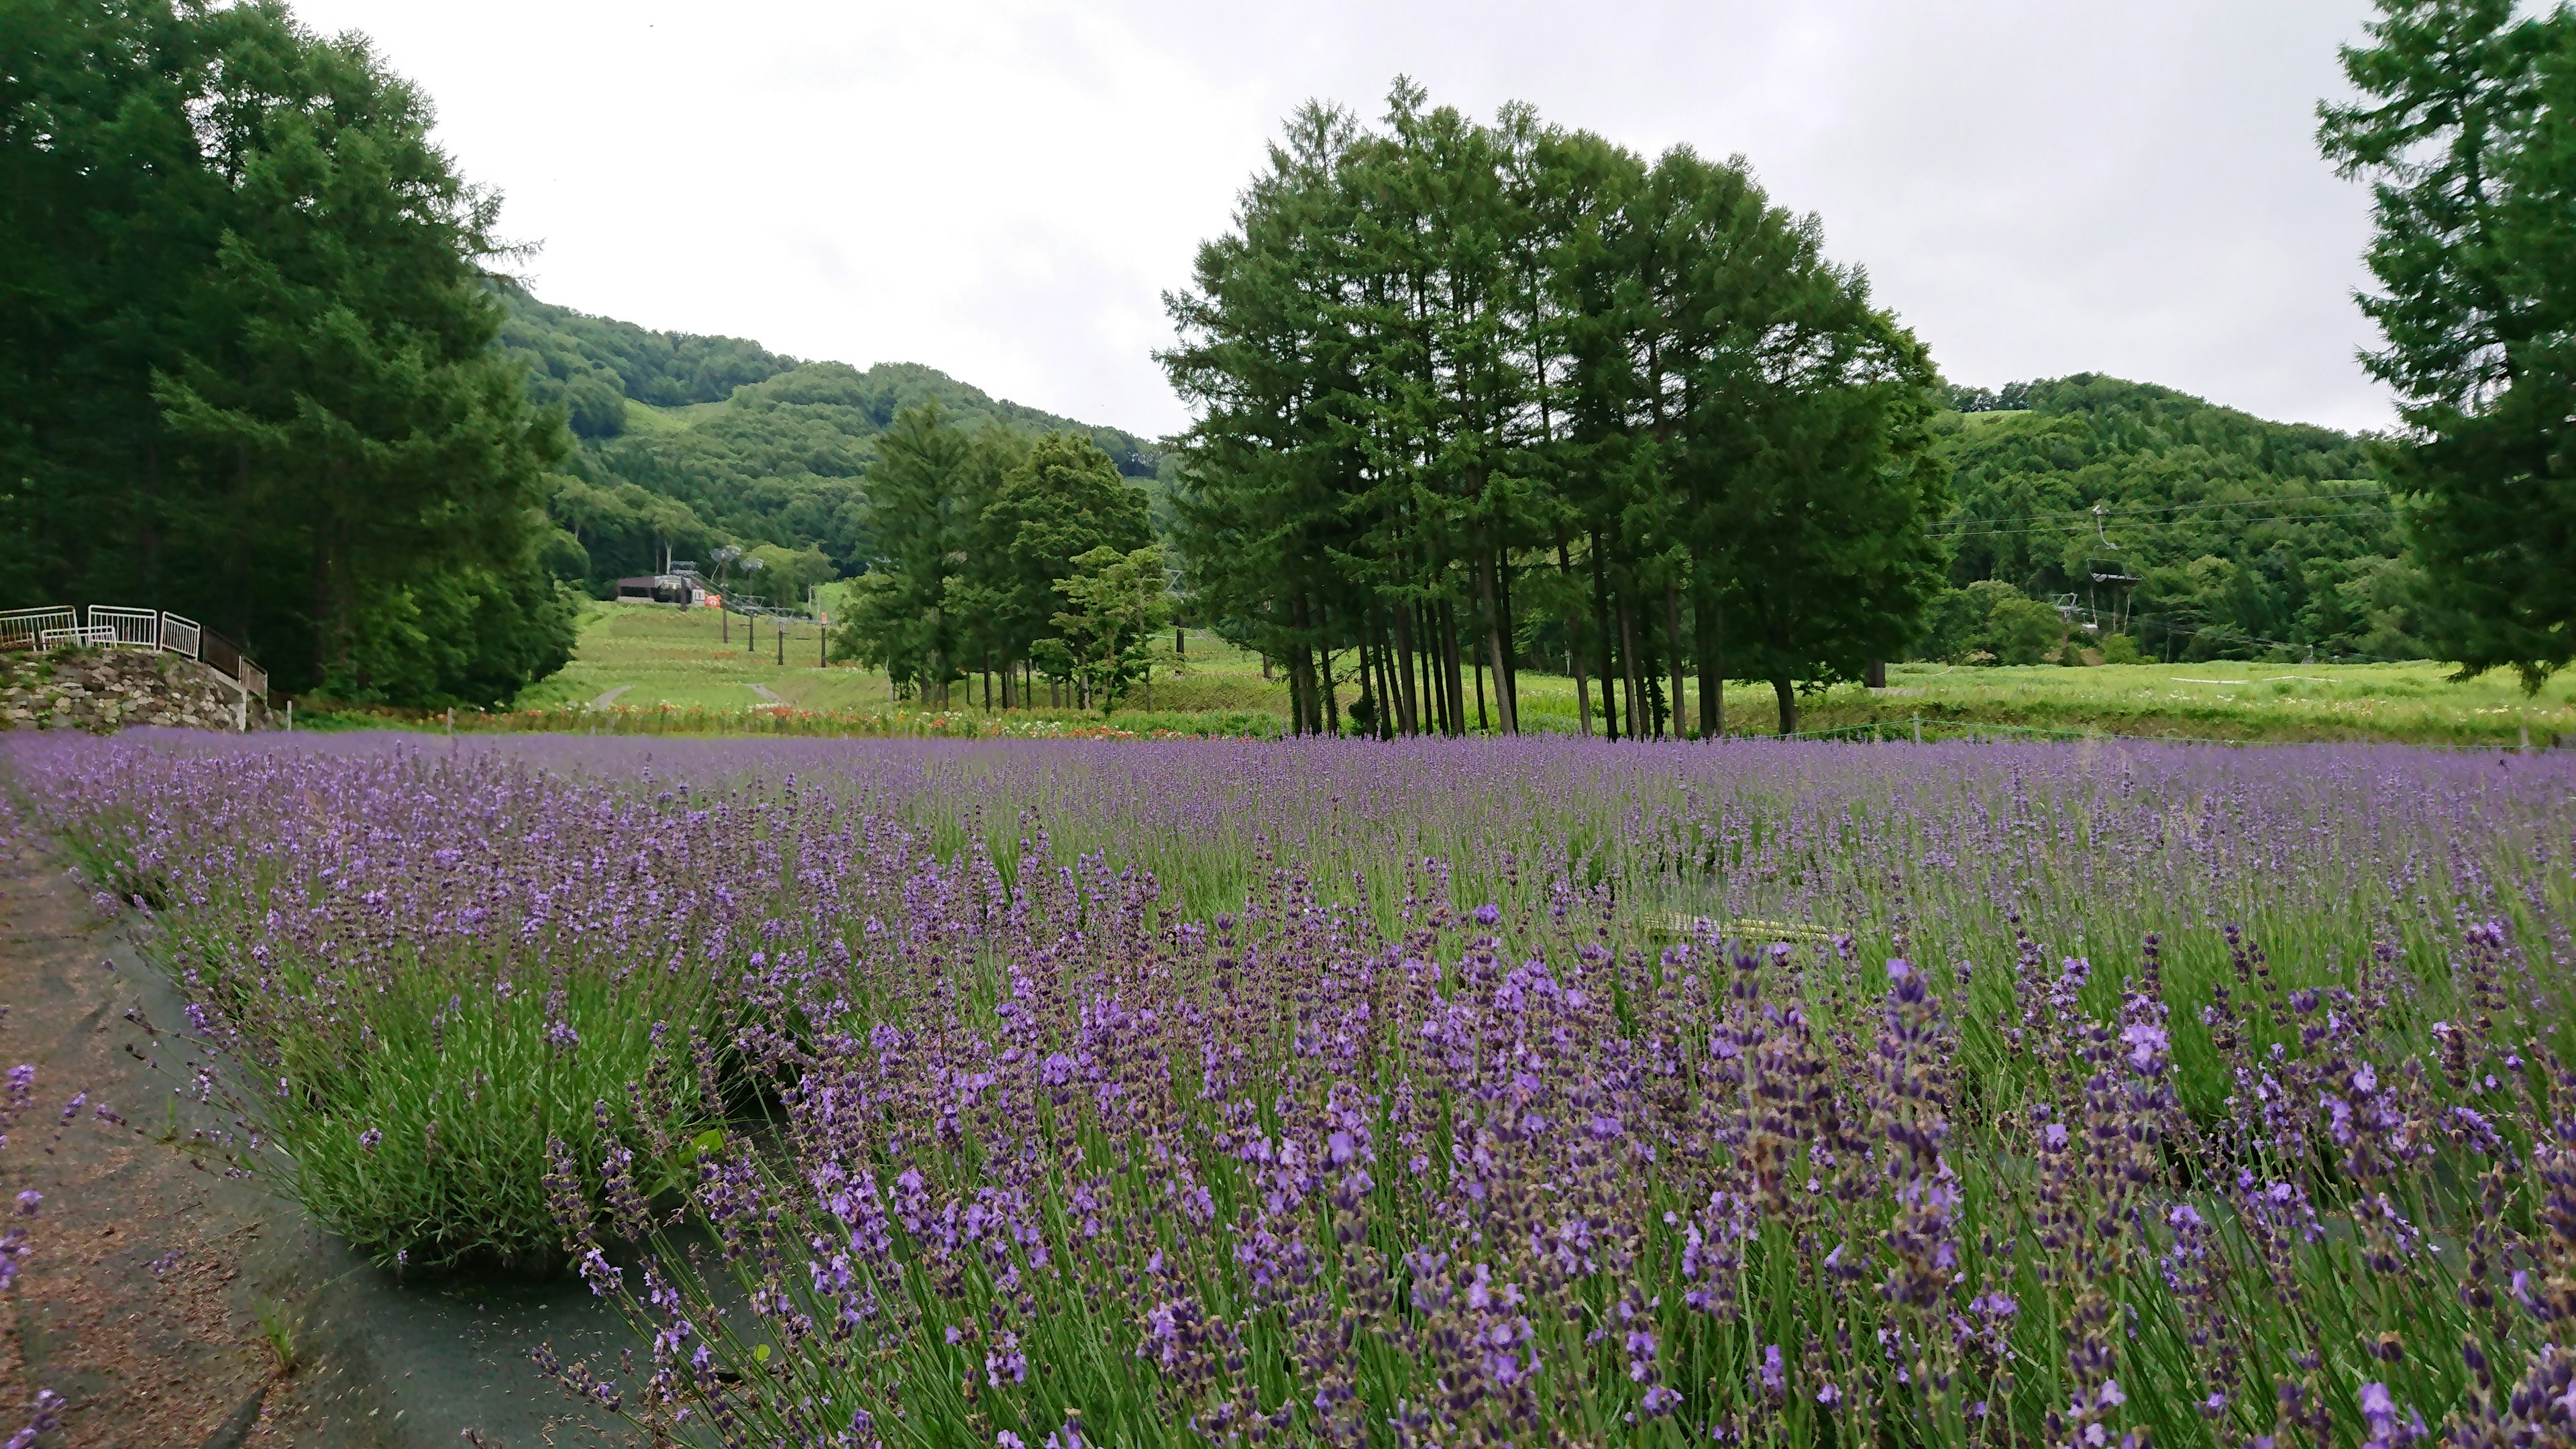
[9,730,2576,1447]
[19,742,727,1269]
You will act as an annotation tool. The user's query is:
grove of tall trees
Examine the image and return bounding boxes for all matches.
[1160,84,1950,737]
[829,407,1157,710]
[2,0,580,706]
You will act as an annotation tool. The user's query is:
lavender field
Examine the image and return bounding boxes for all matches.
[7,731,2575,1448]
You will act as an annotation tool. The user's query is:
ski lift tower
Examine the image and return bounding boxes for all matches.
[2084,503,2143,635]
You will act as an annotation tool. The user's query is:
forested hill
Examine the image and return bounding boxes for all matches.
[1930,375,2415,661]
[498,286,1163,600]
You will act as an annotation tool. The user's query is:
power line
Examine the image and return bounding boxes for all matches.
[2057,598,2403,664]
[1930,506,2394,541]
[1929,481,2387,531]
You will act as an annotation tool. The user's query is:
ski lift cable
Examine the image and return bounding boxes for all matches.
[2055,598,2402,664]
[1927,506,2392,540]
[1925,481,2386,529]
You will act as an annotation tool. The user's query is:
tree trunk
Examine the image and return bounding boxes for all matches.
[1393,601,1419,735]
[1477,545,1516,734]
[1695,582,1723,739]
[1498,556,1519,728]
[1774,676,1799,737]
[1371,627,1398,739]
[1555,527,1591,736]
[1322,648,1342,736]
[1665,583,1688,740]
[1473,648,1489,733]
[1429,603,1448,736]
[1439,598,1467,737]
[1618,600,1646,738]
[1588,533,1619,741]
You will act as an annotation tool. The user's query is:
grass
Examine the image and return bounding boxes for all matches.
[252,1295,300,1376]
[620,398,733,432]
[468,600,2576,747]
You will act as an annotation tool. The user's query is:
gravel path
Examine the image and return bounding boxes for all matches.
[586,686,633,709]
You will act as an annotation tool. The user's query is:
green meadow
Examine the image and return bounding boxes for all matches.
[468,601,2576,747]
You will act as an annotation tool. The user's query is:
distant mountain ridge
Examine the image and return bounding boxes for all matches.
[496,286,1163,601]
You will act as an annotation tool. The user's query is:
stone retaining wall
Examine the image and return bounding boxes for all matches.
[0,649,272,732]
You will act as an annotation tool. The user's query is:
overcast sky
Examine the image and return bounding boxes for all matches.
[291,0,2391,439]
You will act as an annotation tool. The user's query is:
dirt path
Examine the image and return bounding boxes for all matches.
[0,834,638,1448]
[588,686,633,708]
[0,830,277,1446]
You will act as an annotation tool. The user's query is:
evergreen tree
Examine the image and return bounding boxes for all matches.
[1165,84,1951,737]
[833,405,977,702]
[1,0,578,705]
[2322,0,2576,684]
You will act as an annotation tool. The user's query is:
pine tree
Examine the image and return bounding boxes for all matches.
[3,0,578,705]
[2322,0,2576,684]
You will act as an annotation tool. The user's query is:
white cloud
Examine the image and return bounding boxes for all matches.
[294,0,2390,435]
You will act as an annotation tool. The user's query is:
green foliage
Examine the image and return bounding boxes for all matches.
[1047,543,1171,712]
[260,965,709,1273]
[954,433,1153,687]
[1931,376,2412,663]
[0,0,577,706]
[1164,85,1947,740]
[2321,0,2576,685]
[741,543,835,611]
[834,411,1161,708]
[496,285,793,413]
[496,290,1165,600]
[1919,580,2070,665]
[830,407,989,701]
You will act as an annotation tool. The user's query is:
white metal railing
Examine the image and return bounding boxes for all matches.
[0,604,267,732]
[0,608,76,653]
[1,602,260,687]
[40,625,117,650]
[88,606,162,649]
[158,612,201,659]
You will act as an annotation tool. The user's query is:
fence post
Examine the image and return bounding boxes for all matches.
[1913,718,1922,745]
